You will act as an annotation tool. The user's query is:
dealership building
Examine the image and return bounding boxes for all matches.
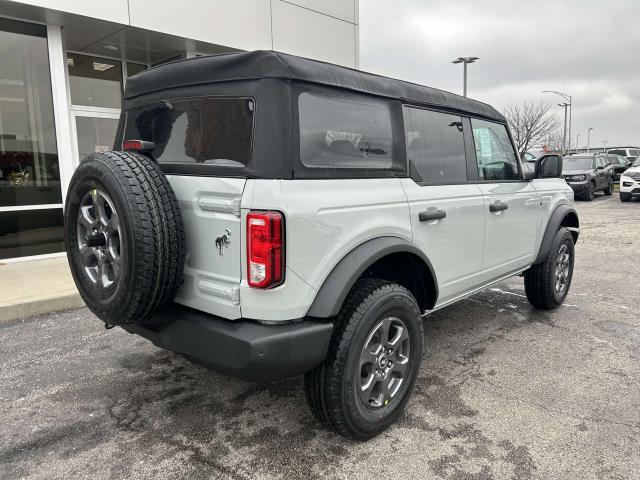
[0,0,359,260]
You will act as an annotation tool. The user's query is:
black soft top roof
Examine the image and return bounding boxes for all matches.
[125,50,504,122]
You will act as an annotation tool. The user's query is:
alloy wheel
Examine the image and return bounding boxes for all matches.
[357,316,411,409]
[76,189,122,289]
[554,243,571,293]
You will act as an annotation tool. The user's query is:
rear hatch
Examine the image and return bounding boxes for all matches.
[121,96,256,319]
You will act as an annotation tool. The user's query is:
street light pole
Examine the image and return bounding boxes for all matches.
[587,127,593,152]
[543,90,572,152]
[558,103,569,154]
[576,134,581,151]
[603,140,608,152]
[452,56,479,97]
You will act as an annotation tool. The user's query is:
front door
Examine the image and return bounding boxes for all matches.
[470,118,540,282]
[402,107,485,306]
[594,155,610,188]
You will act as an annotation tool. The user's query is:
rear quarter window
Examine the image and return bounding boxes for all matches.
[298,92,393,169]
[123,96,255,166]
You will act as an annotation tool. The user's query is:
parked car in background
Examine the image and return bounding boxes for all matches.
[607,154,632,181]
[620,157,640,202]
[607,148,640,163]
[563,154,614,200]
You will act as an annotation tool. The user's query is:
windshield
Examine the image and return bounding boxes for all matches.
[563,157,594,171]
[634,158,640,167]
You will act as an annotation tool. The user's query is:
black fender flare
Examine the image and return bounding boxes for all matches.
[305,237,438,318]
[534,205,579,264]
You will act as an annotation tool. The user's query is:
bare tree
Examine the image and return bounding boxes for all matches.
[504,101,560,155]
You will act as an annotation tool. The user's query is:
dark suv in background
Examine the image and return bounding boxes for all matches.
[563,154,614,200]
[605,154,631,181]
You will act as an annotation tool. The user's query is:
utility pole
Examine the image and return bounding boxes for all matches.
[587,127,594,153]
[452,56,479,97]
[576,134,581,152]
[603,140,608,152]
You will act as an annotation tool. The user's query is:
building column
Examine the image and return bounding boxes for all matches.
[46,24,74,206]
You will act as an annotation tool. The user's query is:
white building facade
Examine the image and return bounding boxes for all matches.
[0,0,359,260]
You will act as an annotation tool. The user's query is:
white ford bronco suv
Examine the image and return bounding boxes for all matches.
[64,51,579,439]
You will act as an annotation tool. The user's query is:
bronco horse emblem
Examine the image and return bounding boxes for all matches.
[215,228,232,255]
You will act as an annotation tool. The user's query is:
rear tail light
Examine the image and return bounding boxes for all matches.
[247,211,285,288]
[123,139,155,151]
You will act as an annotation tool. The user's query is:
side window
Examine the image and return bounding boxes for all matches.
[471,119,520,181]
[298,92,393,169]
[403,107,467,183]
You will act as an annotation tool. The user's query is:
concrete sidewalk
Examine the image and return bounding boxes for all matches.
[0,256,84,323]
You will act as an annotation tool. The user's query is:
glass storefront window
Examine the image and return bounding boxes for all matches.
[127,62,146,77]
[0,208,64,259]
[75,116,119,162]
[67,53,123,109]
[0,18,61,208]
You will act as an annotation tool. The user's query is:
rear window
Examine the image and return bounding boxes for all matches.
[298,92,393,169]
[123,97,255,166]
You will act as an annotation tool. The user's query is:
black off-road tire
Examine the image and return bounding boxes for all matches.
[64,150,185,326]
[583,181,595,201]
[620,192,632,202]
[304,279,423,440]
[603,180,613,196]
[524,227,574,310]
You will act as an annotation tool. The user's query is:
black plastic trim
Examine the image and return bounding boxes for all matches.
[306,237,438,318]
[122,304,333,383]
[534,205,580,264]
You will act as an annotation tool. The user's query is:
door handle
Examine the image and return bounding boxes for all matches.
[489,201,509,212]
[419,209,446,222]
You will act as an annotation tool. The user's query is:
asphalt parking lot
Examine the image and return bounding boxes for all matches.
[2,192,639,480]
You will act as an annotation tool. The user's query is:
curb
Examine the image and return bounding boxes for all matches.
[0,294,85,324]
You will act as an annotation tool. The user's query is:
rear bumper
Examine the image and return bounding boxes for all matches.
[122,304,333,383]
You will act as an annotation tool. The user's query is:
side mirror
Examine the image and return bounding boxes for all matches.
[534,154,563,179]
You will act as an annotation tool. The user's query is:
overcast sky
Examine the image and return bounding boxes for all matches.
[360,0,640,149]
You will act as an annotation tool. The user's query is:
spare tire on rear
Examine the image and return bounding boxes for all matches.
[64,150,185,326]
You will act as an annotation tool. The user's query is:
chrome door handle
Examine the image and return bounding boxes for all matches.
[419,209,446,221]
[489,201,509,212]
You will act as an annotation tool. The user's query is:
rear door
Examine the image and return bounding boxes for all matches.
[470,118,541,282]
[401,107,485,306]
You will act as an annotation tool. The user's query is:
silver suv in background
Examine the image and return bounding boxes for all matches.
[63,51,580,439]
